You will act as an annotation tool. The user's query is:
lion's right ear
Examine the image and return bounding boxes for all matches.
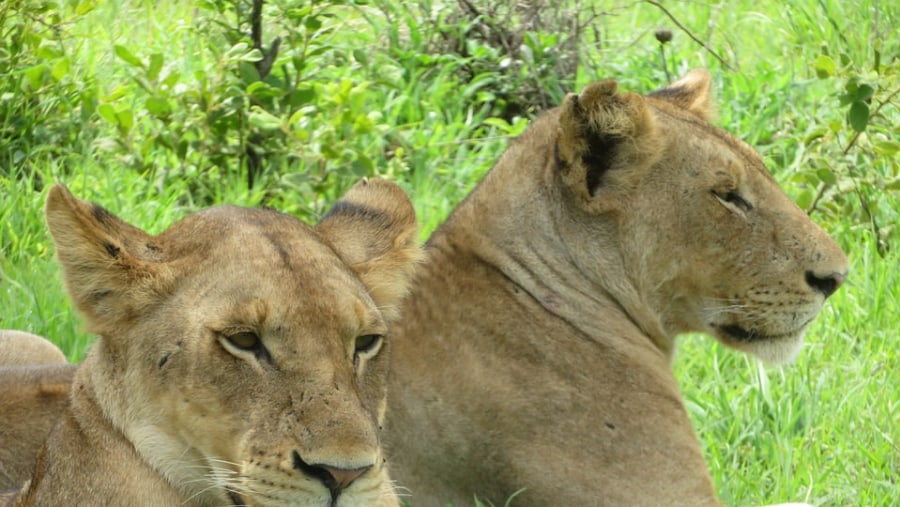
[45,185,172,334]
[556,79,662,208]
[316,179,422,322]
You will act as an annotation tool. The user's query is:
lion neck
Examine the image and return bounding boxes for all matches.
[437,125,674,360]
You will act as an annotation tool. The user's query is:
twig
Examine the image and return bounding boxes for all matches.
[642,0,732,71]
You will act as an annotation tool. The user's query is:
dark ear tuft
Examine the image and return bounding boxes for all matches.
[317,179,422,321]
[556,79,660,202]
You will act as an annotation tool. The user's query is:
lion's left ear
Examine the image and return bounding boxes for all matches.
[647,68,715,120]
[316,178,422,321]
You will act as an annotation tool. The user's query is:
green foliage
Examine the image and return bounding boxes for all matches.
[0,0,99,179]
[802,46,899,257]
[91,0,405,213]
[371,0,593,121]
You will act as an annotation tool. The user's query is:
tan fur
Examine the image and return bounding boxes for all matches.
[0,331,74,491]
[6,179,420,506]
[385,69,847,506]
[0,330,67,365]
[0,364,75,491]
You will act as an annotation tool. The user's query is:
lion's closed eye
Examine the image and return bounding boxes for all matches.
[712,189,753,213]
[220,331,271,362]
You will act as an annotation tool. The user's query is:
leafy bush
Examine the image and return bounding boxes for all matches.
[0,0,98,182]
[801,33,899,256]
[371,0,602,121]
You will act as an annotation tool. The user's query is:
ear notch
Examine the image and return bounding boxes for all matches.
[45,185,169,333]
[556,79,661,201]
[647,68,715,120]
[316,178,422,321]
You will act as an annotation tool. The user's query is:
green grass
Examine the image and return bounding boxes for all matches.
[2,0,898,505]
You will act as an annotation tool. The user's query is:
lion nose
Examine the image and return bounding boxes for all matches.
[805,270,846,298]
[292,451,371,492]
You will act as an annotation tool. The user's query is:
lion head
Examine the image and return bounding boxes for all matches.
[553,69,848,363]
[28,179,420,506]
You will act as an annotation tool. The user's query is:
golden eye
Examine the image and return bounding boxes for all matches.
[226,331,261,351]
[354,334,383,355]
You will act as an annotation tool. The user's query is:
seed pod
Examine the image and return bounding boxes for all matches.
[654,28,673,44]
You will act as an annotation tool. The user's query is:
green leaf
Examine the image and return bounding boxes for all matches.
[873,140,900,157]
[75,0,99,15]
[814,55,835,79]
[116,108,134,134]
[288,87,316,107]
[114,45,144,68]
[248,106,282,131]
[98,103,117,125]
[848,101,869,132]
[839,52,851,67]
[305,17,322,30]
[803,128,827,145]
[148,53,164,82]
[246,81,279,100]
[51,57,70,81]
[224,42,250,59]
[838,93,855,106]
[239,48,263,62]
[24,65,45,90]
[816,168,837,186]
[855,84,874,102]
[238,61,261,84]
[352,49,368,66]
[145,96,171,117]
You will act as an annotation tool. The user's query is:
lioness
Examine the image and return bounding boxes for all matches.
[0,330,68,365]
[0,329,74,490]
[0,364,74,491]
[385,70,848,506]
[4,179,420,506]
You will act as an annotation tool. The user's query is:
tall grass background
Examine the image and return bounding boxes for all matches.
[1,0,897,505]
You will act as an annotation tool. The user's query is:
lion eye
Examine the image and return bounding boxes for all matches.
[354,334,383,356]
[220,331,271,363]
[227,331,261,350]
[714,190,753,212]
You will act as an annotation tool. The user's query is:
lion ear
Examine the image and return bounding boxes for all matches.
[45,184,170,334]
[316,179,422,321]
[647,68,715,120]
[556,79,662,202]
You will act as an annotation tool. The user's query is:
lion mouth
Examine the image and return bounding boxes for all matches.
[717,323,806,342]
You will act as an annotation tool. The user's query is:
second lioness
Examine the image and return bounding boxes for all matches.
[384,70,848,506]
[4,179,420,507]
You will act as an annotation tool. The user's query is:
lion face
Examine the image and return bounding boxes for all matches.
[556,70,848,363]
[46,180,419,506]
[628,127,846,363]
[138,226,394,506]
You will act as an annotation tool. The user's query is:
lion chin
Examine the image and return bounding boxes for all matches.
[712,323,809,364]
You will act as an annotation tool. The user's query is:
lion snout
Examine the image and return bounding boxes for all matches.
[804,269,846,298]
[292,450,373,494]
